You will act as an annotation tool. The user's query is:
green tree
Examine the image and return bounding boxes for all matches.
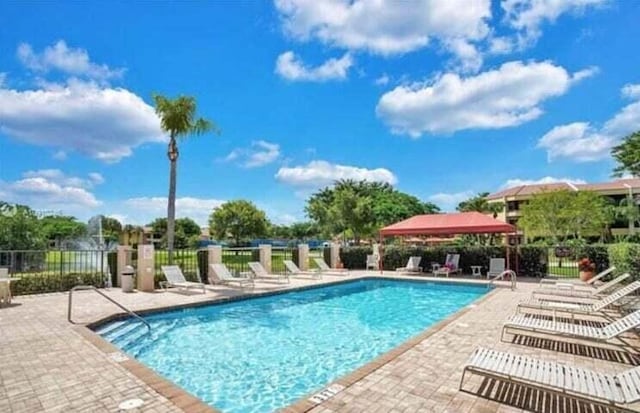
[519,190,610,244]
[153,94,217,262]
[617,195,640,235]
[40,215,86,246]
[457,192,504,217]
[100,216,122,243]
[305,180,437,243]
[148,217,201,248]
[209,200,269,246]
[612,131,640,177]
[0,202,46,250]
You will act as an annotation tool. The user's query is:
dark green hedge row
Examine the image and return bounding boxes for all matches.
[340,245,547,277]
[340,243,640,278]
[10,272,106,295]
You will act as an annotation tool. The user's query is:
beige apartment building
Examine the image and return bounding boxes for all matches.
[486,178,640,242]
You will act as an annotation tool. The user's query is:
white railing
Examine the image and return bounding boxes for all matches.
[489,270,517,291]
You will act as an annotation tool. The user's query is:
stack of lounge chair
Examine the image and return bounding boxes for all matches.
[458,266,640,411]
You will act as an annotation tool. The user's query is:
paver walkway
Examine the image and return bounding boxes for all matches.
[0,273,637,413]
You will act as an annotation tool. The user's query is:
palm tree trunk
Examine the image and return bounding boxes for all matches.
[167,136,178,264]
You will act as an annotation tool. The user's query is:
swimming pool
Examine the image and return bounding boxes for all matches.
[96,278,489,412]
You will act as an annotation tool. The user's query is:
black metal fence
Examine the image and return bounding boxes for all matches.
[0,249,110,295]
[271,247,294,274]
[221,247,257,277]
[154,249,204,283]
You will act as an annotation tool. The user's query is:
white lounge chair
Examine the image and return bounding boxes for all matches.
[366,254,378,271]
[283,260,321,279]
[460,347,640,409]
[248,261,289,283]
[486,258,505,279]
[313,258,349,275]
[519,280,640,317]
[209,264,254,288]
[532,273,630,299]
[540,266,615,288]
[395,256,422,273]
[433,254,462,277]
[502,308,640,349]
[160,265,206,293]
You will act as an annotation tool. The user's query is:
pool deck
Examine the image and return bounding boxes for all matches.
[0,272,638,413]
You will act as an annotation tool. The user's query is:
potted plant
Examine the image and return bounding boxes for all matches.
[578,258,596,281]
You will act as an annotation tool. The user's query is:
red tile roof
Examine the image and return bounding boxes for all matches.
[486,179,640,200]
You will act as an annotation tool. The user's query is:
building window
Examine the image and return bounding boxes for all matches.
[507,201,519,211]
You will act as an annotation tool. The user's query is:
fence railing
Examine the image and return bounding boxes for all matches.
[221,247,257,276]
[154,249,204,283]
[271,247,294,274]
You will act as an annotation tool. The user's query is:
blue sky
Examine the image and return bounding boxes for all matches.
[1,0,639,226]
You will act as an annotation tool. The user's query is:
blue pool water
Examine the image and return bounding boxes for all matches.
[96,278,488,413]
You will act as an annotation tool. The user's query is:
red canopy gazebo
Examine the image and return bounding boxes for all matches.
[379,212,518,274]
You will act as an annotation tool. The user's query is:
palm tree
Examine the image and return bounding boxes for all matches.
[153,95,217,263]
[618,195,640,235]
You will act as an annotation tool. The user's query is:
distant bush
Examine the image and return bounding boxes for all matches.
[517,246,547,277]
[11,272,105,296]
[607,243,640,280]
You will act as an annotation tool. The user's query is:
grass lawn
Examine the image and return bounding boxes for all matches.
[547,264,579,278]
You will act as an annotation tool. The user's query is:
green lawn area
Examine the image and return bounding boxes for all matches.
[547,264,579,278]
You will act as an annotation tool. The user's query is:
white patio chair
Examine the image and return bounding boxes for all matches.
[460,347,640,408]
[160,265,206,293]
[395,256,422,273]
[486,258,505,279]
[366,254,378,271]
[502,308,640,349]
[313,258,349,275]
[248,262,289,283]
[532,273,630,299]
[518,280,640,318]
[209,264,254,288]
[283,260,321,279]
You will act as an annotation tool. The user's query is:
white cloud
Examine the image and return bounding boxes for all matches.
[275,51,353,82]
[428,190,474,211]
[622,83,640,100]
[374,74,390,86]
[488,36,515,54]
[52,150,67,161]
[501,176,586,189]
[21,169,104,189]
[275,160,397,188]
[17,40,124,80]
[0,170,102,212]
[0,73,6,87]
[275,0,491,66]
[224,140,281,168]
[122,197,226,226]
[538,84,640,162]
[376,60,588,137]
[501,0,607,47]
[0,81,164,162]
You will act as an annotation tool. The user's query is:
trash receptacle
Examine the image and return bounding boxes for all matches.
[121,265,135,293]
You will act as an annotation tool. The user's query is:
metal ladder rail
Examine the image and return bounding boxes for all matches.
[489,270,517,291]
[68,285,151,332]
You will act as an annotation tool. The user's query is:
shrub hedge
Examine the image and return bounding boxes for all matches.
[340,245,547,277]
[11,272,106,295]
[607,243,640,279]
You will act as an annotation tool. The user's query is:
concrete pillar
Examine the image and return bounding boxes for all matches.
[330,242,340,268]
[137,244,155,292]
[297,244,309,271]
[207,245,222,282]
[116,245,132,287]
[259,244,272,273]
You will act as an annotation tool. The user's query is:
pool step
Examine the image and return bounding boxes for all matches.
[94,320,127,337]
[125,320,180,356]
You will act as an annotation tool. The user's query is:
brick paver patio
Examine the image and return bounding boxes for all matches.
[0,273,638,413]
